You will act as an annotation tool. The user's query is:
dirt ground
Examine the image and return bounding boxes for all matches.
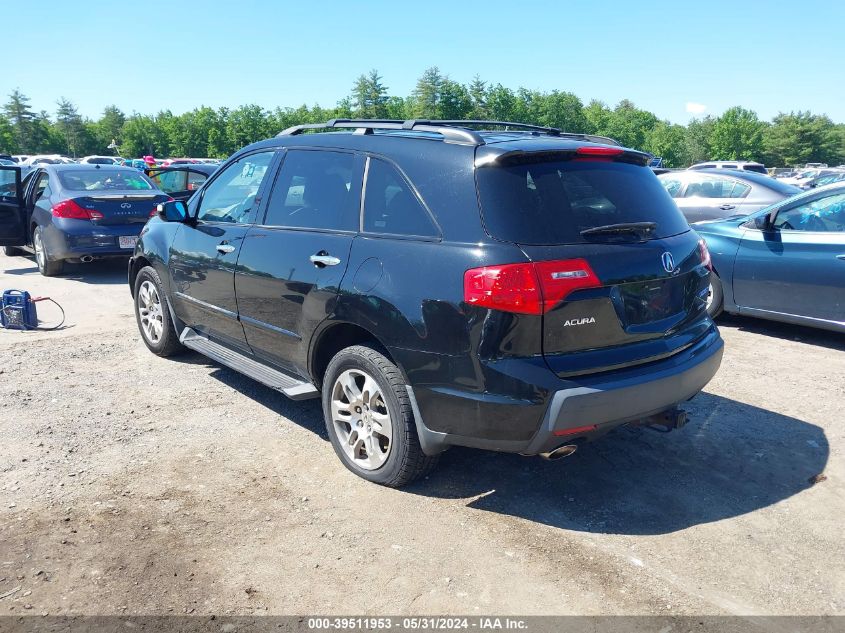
[0,252,843,617]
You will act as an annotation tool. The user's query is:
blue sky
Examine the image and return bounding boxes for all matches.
[7,1,845,123]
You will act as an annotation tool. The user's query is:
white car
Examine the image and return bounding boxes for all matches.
[79,155,118,165]
[23,154,76,165]
[688,160,768,174]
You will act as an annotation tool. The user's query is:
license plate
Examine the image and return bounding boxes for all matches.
[119,236,137,249]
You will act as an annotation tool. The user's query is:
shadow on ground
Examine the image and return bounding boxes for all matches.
[718,313,845,351]
[182,350,828,536]
[2,254,128,285]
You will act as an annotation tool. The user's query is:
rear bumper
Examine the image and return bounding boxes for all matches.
[43,221,143,260]
[408,327,724,456]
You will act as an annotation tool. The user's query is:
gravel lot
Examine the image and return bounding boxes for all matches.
[0,252,842,617]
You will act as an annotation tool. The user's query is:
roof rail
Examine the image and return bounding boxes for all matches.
[276,119,622,147]
[277,119,484,145]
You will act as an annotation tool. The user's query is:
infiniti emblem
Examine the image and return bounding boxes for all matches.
[120,203,132,209]
[661,251,676,274]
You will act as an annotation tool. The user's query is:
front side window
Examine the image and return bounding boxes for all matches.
[363,159,438,237]
[774,192,845,232]
[197,152,274,223]
[264,150,356,231]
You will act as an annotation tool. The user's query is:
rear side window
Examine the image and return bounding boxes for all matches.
[363,159,438,237]
[264,150,357,231]
[683,176,749,198]
[476,160,689,245]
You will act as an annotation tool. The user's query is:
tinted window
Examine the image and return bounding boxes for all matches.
[363,159,437,237]
[58,169,153,191]
[774,192,845,232]
[197,151,274,223]
[264,150,356,231]
[683,175,749,198]
[477,160,689,245]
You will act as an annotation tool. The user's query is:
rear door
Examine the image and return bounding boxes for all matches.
[235,149,362,375]
[475,154,711,377]
[167,150,277,350]
[0,166,27,246]
[732,190,845,322]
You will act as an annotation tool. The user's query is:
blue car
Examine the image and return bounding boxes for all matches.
[0,164,171,275]
[695,183,845,333]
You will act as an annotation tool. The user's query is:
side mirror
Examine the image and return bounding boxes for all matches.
[157,200,189,222]
[747,214,771,231]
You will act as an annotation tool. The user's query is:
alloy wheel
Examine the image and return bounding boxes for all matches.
[330,368,392,470]
[137,280,164,344]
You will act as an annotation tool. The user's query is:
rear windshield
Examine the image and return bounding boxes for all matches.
[476,159,690,245]
[58,169,154,191]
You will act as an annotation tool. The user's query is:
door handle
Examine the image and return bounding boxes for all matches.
[216,243,235,255]
[309,252,341,267]
[719,204,736,211]
[837,254,845,261]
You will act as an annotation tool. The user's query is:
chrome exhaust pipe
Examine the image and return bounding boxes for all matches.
[80,255,94,263]
[539,444,577,461]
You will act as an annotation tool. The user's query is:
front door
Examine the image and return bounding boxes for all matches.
[732,190,845,322]
[167,150,277,350]
[0,167,27,246]
[235,149,362,375]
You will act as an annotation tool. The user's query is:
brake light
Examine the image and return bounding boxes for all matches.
[698,239,712,270]
[575,146,624,160]
[51,199,101,220]
[464,258,601,315]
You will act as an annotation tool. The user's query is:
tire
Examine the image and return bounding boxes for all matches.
[33,225,64,276]
[3,245,23,257]
[133,265,185,357]
[322,344,438,487]
[706,272,724,319]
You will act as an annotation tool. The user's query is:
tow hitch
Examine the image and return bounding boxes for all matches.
[630,407,688,433]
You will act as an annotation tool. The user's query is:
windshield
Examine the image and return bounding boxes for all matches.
[58,169,154,191]
[476,159,690,245]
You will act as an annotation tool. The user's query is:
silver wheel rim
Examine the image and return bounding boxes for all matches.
[137,280,164,344]
[34,229,46,270]
[330,369,392,471]
[706,280,715,311]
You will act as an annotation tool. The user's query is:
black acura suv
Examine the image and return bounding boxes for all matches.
[120,119,722,487]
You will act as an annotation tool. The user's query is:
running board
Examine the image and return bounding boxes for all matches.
[179,328,319,400]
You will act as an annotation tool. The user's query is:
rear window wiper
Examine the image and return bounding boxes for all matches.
[580,222,657,240]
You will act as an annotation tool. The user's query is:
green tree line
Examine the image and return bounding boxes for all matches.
[3,68,844,167]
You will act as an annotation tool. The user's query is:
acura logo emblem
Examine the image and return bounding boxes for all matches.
[120,203,132,209]
[661,252,676,274]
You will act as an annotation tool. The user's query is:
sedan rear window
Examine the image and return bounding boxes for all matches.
[476,160,689,245]
[58,169,154,191]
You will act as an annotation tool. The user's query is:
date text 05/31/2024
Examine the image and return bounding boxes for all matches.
[307,618,528,630]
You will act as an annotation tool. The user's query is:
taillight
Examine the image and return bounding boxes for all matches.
[51,199,101,220]
[698,239,712,270]
[464,258,601,315]
[150,197,175,217]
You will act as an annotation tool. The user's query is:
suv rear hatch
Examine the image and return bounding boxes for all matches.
[475,146,712,377]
